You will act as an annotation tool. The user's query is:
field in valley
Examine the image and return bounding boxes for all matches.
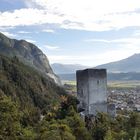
[108,80,140,88]
[63,80,140,93]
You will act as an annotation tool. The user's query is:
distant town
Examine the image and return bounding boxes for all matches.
[108,87,140,112]
[64,80,140,115]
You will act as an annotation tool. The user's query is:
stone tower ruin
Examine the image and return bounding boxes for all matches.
[76,69,107,116]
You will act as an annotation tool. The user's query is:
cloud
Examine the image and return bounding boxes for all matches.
[85,39,113,43]
[18,31,31,34]
[48,55,95,65]
[132,30,140,36]
[24,0,39,8]
[42,29,55,33]
[43,45,60,50]
[1,31,17,38]
[0,26,15,31]
[44,37,140,66]
[85,37,140,47]
[25,39,36,43]
[0,0,140,31]
[28,0,140,31]
[47,45,140,66]
[47,53,126,66]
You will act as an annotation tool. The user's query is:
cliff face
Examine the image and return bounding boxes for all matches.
[0,32,61,85]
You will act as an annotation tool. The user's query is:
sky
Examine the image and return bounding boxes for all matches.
[1,0,140,66]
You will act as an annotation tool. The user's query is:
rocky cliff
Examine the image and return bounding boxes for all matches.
[0,32,61,85]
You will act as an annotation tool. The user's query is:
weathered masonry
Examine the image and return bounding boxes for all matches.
[76,69,108,116]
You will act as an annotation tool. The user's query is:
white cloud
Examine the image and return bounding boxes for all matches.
[85,39,113,43]
[1,31,17,38]
[85,37,140,47]
[25,39,36,43]
[18,31,31,34]
[48,55,95,65]
[132,30,140,36]
[0,26,15,31]
[43,45,60,50]
[47,46,140,66]
[45,36,140,66]
[28,0,140,31]
[0,0,140,31]
[42,29,55,33]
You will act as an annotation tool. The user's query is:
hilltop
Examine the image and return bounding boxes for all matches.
[0,32,60,84]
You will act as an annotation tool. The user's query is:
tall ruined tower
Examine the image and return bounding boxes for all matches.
[76,69,107,115]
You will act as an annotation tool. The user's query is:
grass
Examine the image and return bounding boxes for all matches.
[108,80,140,88]
[62,80,77,93]
[62,80,76,85]
[63,80,140,90]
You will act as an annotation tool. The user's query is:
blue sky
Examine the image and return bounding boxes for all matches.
[1,0,140,66]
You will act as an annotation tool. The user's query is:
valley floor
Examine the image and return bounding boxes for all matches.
[63,80,140,113]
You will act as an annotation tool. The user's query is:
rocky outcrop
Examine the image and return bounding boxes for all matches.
[0,32,61,85]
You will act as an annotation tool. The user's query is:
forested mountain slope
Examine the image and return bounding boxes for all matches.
[0,54,65,110]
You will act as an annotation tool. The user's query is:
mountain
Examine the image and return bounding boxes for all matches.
[51,63,88,74]
[0,54,65,110]
[0,54,68,138]
[96,53,140,72]
[58,72,140,81]
[58,53,140,81]
[0,32,61,85]
[52,53,140,75]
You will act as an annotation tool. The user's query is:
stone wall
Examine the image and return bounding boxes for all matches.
[76,69,107,115]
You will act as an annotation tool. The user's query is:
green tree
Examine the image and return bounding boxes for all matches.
[104,129,114,140]
[0,95,37,139]
[65,109,92,140]
[127,112,140,140]
[91,113,110,140]
[38,119,76,140]
[0,95,21,139]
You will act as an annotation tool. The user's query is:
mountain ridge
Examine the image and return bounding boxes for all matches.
[95,53,140,72]
[52,53,140,74]
[51,63,88,74]
[0,32,61,85]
